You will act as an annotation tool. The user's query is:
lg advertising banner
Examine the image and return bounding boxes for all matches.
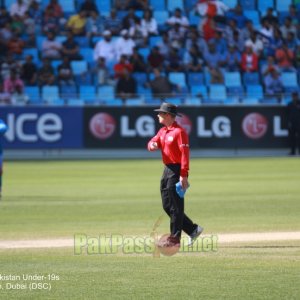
[0,107,83,149]
[84,107,289,149]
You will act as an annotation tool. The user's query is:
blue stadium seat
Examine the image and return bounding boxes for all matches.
[41,86,60,103]
[25,87,41,104]
[51,60,62,74]
[150,0,166,11]
[59,0,75,12]
[224,98,239,105]
[137,86,152,98]
[60,85,77,100]
[246,85,263,99]
[98,85,114,100]
[169,72,186,87]
[149,36,162,48]
[189,12,201,26]
[167,0,184,11]
[133,72,148,86]
[244,10,260,27]
[184,97,201,106]
[191,86,208,98]
[222,0,238,9]
[227,86,244,99]
[209,85,227,101]
[80,48,94,64]
[126,98,144,106]
[79,86,96,103]
[5,0,16,9]
[243,72,259,85]
[23,49,39,63]
[187,73,204,86]
[96,0,111,13]
[276,0,292,12]
[281,72,298,88]
[139,48,150,60]
[241,98,260,105]
[71,61,88,76]
[164,97,182,105]
[258,0,274,14]
[153,11,169,25]
[261,98,280,104]
[68,99,84,106]
[74,37,89,48]
[224,72,242,87]
[102,99,123,106]
[240,0,255,10]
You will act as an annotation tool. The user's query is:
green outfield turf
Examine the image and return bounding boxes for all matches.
[0,158,299,299]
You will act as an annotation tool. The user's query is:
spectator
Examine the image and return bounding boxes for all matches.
[37,59,56,86]
[231,30,244,53]
[23,11,36,36]
[80,0,98,16]
[11,84,29,104]
[104,9,122,36]
[116,69,137,102]
[263,69,283,100]
[3,71,24,94]
[201,17,217,41]
[287,4,300,26]
[280,17,297,40]
[245,32,263,57]
[261,56,280,76]
[147,46,164,71]
[168,23,186,49]
[183,44,203,72]
[286,32,298,51]
[208,66,224,84]
[129,19,145,48]
[61,32,82,61]
[259,19,274,43]
[42,32,62,60]
[130,47,147,72]
[46,0,63,19]
[185,31,207,54]
[21,55,37,85]
[166,8,189,30]
[126,0,149,10]
[211,30,227,55]
[122,8,140,30]
[1,55,21,80]
[93,30,116,63]
[10,0,28,19]
[165,47,184,72]
[43,6,60,34]
[241,44,258,73]
[287,92,300,155]
[261,8,279,26]
[0,8,12,27]
[0,83,11,104]
[224,44,241,72]
[0,22,14,44]
[114,54,133,78]
[66,11,87,35]
[7,33,25,57]
[265,27,283,57]
[275,43,295,72]
[86,11,105,38]
[57,57,75,86]
[115,29,135,60]
[140,10,158,39]
[92,57,111,86]
[295,44,300,68]
[229,4,248,28]
[203,41,224,69]
[146,68,175,100]
[241,20,255,41]
[156,32,171,58]
[28,1,43,30]
[11,14,24,35]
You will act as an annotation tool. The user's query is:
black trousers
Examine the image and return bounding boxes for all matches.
[289,125,300,154]
[160,164,196,238]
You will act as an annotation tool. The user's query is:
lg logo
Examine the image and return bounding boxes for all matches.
[242,113,268,139]
[89,113,116,139]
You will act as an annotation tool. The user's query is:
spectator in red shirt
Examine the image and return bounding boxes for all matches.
[275,43,296,72]
[148,102,203,248]
[147,46,164,71]
[113,55,133,78]
[3,71,24,94]
[241,44,258,73]
[202,17,217,41]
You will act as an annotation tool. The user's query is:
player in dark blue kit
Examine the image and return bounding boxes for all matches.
[0,119,8,199]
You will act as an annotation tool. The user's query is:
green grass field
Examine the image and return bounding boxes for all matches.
[0,158,299,299]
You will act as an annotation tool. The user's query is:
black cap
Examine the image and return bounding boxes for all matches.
[154,102,182,117]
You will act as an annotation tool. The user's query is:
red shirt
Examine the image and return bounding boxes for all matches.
[147,121,189,177]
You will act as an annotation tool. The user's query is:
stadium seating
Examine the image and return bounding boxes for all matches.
[150,0,166,11]
[224,72,242,87]
[258,0,274,14]
[60,85,77,100]
[223,0,238,9]
[246,85,263,99]
[276,0,292,12]
[240,0,256,10]
[25,87,41,104]
[209,85,227,101]
[187,73,205,86]
[167,0,184,12]
[41,86,59,103]
[169,72,187,87]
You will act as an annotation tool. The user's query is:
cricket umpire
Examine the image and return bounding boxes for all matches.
[0,118,8,199]
[147,102,203,247]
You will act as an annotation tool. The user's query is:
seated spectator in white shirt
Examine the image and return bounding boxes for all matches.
[93,30,116,63]
[140,10,158,38]
[42,32,62,59]
[115,29,136,61]
[245,32,263,57]
[166,8,189,29]
[10,0,28,19]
